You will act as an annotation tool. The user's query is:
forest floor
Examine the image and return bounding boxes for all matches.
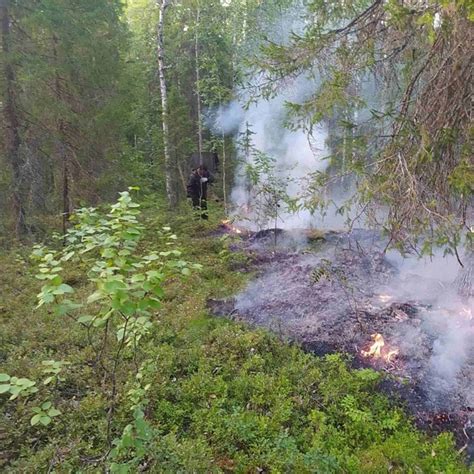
[0,196,470,472]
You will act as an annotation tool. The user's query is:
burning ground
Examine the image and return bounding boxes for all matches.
[209,224,474,458]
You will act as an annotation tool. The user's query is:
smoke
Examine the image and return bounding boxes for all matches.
[211,0,473,417]
[381,250,474,408]
[208,71,332,230]
[232,231,473,411]
[208,101,245,135]
[237,77,330,229]
[205,1,348,230]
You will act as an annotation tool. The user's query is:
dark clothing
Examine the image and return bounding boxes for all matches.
[187,170,213,219]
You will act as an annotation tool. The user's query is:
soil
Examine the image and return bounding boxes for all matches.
[208,226,474,458]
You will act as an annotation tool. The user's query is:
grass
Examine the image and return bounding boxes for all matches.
[0,196,469,472]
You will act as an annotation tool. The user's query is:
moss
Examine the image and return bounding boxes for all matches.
[0,197,469,472]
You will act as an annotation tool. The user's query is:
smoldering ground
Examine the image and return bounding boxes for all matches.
[207,0,473,457]
[209,228,473,455]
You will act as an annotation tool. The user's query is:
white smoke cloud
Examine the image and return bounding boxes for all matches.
[211,0,474,421]
[211,73,331,230]
[205,1,347,230]
[209,101,245,135]
[380,250,474,408]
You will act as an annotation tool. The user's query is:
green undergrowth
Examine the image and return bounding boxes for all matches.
[0,196,469,473]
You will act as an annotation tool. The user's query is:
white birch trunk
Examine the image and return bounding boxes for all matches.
[156,0,175,206]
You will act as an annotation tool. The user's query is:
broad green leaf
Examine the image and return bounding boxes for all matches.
[0,384,11,394]
[104,280,127,292]
[0,374,10,382]
[120,301,136,316]
[77,315,94,324]
[48,408,61,417]
[151,287,164,298]
[116,328,126,341]
[39,416,51,426]
[93,317,107,328]
[52,284,74,295]
[146,270,164,279]
[102,248,116,258]
[62,251,75,261]
[31,414,42,426]
[144,253,159,261]
[9,386,22,400]
[41,292,55,304]
[87,291,104,304]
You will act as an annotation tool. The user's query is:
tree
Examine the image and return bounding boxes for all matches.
[255,0,473,257]
[194,0,203,165]
[0,0,27,237]
[0,0,131,240]
[156,0,176,207]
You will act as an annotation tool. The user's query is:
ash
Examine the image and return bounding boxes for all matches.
[211,227,474,455]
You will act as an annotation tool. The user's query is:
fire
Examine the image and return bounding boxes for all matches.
[361,333,385,358]
[361,333,399,363]
[378,293,393,303]
[221,219,242,234]
[386,349,399,362]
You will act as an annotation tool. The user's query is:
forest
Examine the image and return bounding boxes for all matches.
[0,0,472,471]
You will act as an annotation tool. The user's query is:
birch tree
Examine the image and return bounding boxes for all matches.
[156,0,176,206]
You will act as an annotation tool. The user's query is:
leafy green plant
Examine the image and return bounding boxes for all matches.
[41,360,69,386]
[30,401,61,427]
[0,374,38,400]
[237,123,296,241]
[109,365,154,473]
[0,372,62,429]
[31,189,200,448]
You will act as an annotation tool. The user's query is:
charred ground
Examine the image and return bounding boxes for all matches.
[209,224,474,459]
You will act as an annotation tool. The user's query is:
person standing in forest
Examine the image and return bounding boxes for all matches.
[187,165,214,219]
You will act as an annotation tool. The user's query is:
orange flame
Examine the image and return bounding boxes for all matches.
[361,333,385,358]
[221,219,243,234]
[361,333,400,363]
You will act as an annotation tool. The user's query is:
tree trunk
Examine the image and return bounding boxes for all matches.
[53,34,71,238]
[156,0,176,206]
[222,132,227,213]
[194,1,203,165]
[59,123,70,238]
[218,94,227,213]
[0,0,27,237]
[177,161,187,195]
